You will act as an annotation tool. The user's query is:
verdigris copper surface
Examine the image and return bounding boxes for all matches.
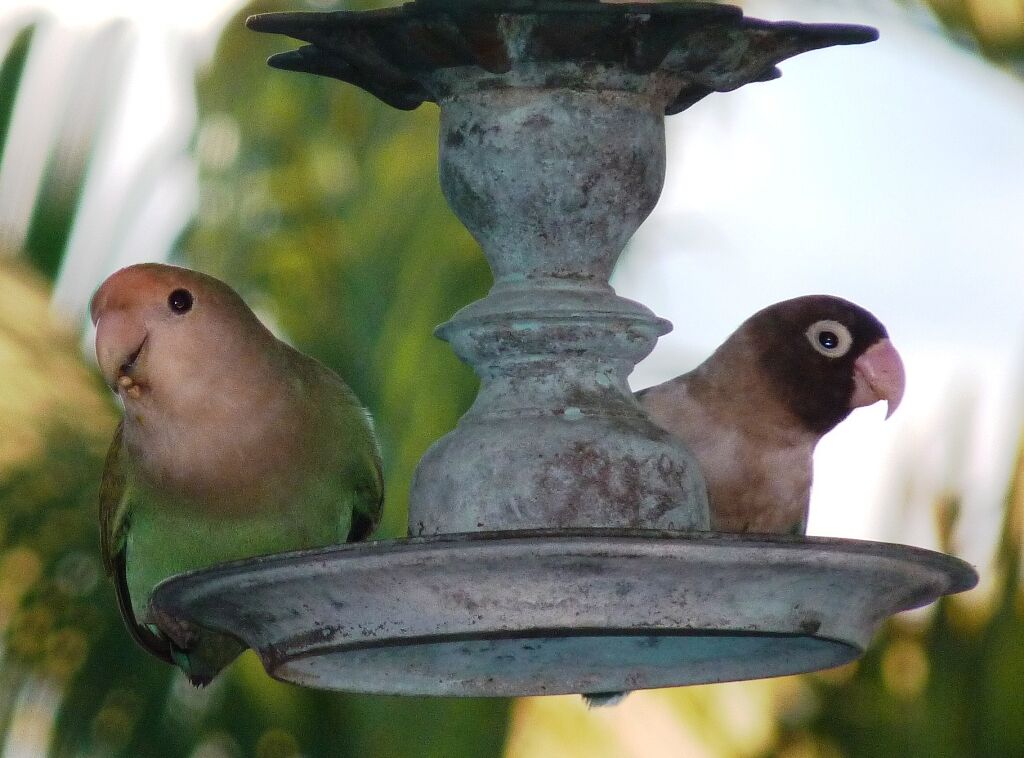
[412,78,709,533]
[246,1,878,114]
[151,531,977,696]
[248,1,875,535]
[143,1,981,699]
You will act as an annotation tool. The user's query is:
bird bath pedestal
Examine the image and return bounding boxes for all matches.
[151,0,977,699]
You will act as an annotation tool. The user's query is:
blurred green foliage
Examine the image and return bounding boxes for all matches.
[0,24,34,168]
[0,261,173,756]
[0,2,506,755]
[0,258,506,758]
[0,0,1022,756]
[22,22,128,280]
[793,454,1024,758]
[918,0,1024,64]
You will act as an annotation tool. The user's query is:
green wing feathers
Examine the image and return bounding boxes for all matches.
[299,347,385,543]
[348,448,384,542]
[99,423,174,665]
[335,399,385,543]
[98,421,127,576]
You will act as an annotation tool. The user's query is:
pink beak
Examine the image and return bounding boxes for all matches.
[850,338,905,418]
[95,309,148,391]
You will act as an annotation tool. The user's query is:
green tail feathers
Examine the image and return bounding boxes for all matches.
[115,551,244,686]
[167,629,246,688]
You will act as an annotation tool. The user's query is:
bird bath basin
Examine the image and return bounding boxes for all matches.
[154,530,975,696]
[150,0,977,698]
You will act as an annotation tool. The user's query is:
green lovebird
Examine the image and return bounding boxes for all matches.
[91,263,384,685]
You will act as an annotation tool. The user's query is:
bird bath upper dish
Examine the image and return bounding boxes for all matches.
[150,0,977,699]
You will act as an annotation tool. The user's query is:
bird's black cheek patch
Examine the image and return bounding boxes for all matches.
[783,358,858,435]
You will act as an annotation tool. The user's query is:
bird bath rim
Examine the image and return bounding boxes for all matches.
[150,530,977,697]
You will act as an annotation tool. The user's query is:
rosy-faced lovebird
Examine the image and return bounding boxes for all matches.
[92,263,383,685]
[583,295,905,708]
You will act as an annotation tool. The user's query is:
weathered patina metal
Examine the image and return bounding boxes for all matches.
[411,78,710,534]
[246,1,878,114]
[151,530,977,697]
[145,1,980,699]
[247,1,877,537]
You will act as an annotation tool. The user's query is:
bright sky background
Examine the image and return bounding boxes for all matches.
[617,0,1024,571]
[2,0,239,34]
[0,0,243,311]
[2,0,1023,577]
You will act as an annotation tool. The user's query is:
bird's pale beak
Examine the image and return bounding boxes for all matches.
[95,310,148,395]
[850,338,905,418]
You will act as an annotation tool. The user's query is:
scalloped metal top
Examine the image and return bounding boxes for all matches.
[246,0,878,114]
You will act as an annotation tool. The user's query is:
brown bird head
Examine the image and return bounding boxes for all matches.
[90,263,275,407]
[741,295,905,435]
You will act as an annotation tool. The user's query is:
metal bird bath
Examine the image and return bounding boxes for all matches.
[151,0,977,698]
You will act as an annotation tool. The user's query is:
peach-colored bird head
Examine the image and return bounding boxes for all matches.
[90,263,274,405]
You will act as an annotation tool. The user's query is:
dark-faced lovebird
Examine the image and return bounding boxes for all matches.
[584,295,904,708]
[638,294,904,535]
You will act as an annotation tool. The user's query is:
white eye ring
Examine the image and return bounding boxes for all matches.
[806,320,853,358]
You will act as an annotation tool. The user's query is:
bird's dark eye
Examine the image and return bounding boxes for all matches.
[168,288,193,314]
[818,331,839,350]
[806,320,852,358]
